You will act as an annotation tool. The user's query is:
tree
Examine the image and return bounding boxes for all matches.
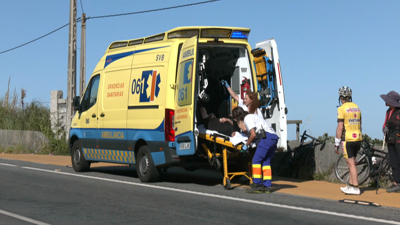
[318,133,335,143]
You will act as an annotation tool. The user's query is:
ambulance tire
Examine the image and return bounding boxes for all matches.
[71,140,90,172]
[137,145,160,182]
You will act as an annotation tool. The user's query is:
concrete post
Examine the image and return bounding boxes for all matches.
[79,13,86,98]
[66,0,77,139]
[50,91,62,133]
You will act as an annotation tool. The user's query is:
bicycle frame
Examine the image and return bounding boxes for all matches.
[275,131,326,177]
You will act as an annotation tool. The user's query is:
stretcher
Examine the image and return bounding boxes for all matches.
[197,125,253,190]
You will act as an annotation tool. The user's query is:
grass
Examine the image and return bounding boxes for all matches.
[0,82,69,155]
[312,163,342,183]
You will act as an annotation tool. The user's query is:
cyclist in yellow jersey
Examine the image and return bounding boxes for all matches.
[334,86,362,195]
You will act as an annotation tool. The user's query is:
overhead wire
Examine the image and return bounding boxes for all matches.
[0,23,69,55]
[87,0,219,19]
[0,0,220,55]
[79,0,85,14]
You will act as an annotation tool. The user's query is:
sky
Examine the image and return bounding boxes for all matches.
[0,0,399,141]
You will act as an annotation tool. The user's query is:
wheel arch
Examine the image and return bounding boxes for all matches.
[134,139,147,161]
[69,135,79,155]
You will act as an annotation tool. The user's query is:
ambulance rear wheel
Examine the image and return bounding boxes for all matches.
[71,140,90,172]
[137,145,160,182]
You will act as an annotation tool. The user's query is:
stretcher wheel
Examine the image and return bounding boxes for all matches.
[208,157,213,166]
[223,177,231,190]
[213,158,221,171]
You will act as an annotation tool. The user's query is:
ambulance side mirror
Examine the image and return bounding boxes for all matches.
[73,96,81,111]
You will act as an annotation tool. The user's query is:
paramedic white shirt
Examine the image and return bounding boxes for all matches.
[244,114,276,135]
[238,99,262,116]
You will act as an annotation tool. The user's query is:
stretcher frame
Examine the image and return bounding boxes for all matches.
[198,132,253,190]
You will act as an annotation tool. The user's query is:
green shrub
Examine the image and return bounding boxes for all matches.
[0,90,69,155]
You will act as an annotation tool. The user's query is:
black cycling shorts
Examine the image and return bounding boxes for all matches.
[342,141,361,159]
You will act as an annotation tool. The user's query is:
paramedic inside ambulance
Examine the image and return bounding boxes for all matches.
[220,80,262,115]
[220,80,261,127]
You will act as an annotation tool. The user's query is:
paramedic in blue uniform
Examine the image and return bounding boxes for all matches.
[232,106,278,193]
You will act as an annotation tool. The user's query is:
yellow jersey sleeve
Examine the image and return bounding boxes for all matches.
[337,106,345,122]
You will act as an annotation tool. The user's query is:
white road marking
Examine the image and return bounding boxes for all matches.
[20,166,400,225]
[0,163,17,167]
[0,209,51,225]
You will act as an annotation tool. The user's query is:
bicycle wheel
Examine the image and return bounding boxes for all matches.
[334,152,371,185]
[275,151,293,176]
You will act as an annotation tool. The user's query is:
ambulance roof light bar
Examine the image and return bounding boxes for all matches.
[231,30,249,39]
[201,29,231,38]
[144,33,165,43]
[168,29,199,39]
[128,39,144,46]
[109,41,128,49]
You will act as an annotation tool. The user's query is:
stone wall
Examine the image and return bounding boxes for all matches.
[0,130,48,153]
[275,141,389,179]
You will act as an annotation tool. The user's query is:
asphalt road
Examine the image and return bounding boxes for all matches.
[1,159,400,225]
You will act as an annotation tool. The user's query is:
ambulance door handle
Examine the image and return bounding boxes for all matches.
[100,113,105,118]
[92,114,96,118]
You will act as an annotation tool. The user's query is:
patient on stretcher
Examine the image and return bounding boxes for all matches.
[198,106,238,136]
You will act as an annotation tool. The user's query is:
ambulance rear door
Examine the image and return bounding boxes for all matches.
[174,36,198,156]
[255,38,287,150]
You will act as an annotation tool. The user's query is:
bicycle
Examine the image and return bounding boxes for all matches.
[334,140,393,192]
[275,131,326,177]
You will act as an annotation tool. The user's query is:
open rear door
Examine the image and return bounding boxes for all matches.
[174,36,198,155]
[255,38,287,150]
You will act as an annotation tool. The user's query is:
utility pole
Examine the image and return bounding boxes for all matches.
[79,13,86,97]
[66,0,77,139]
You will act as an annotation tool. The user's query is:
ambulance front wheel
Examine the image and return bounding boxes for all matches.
[137,145,160,182]
[71,140,90,172]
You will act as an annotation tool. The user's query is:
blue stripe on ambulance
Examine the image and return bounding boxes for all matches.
[104,46,170,68]
[70,120,168,165]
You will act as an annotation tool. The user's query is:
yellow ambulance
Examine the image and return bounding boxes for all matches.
[69,26,288,182]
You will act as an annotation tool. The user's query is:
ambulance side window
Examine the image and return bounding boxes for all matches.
[81,75,100,112]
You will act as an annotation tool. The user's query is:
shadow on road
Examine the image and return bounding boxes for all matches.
[86,164,300,191]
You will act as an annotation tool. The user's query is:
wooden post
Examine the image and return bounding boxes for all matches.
[287,120,303,141]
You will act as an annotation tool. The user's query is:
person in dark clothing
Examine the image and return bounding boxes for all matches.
[381,90,400,193]
[197,104,236,137]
